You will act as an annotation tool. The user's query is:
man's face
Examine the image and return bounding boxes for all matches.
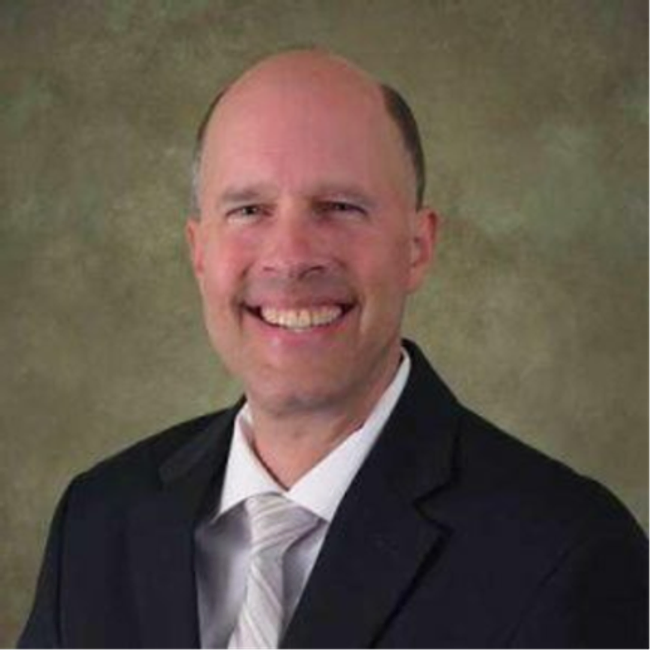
[187,56,436,420]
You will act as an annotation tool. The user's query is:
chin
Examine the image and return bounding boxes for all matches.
[249,380,346,417]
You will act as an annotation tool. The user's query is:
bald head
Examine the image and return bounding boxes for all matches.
[191,49,426,214]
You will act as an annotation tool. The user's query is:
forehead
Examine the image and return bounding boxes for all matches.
[199,61,413,201]
[212,54,388,140]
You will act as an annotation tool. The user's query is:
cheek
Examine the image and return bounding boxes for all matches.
[356,236,414,306]
[381,234,414,285]
[198,238,248,305]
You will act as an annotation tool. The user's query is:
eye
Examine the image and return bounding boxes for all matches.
[226,204,265,219]
[319,201,367,217]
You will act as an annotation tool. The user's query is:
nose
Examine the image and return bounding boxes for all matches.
[259,203,328,279]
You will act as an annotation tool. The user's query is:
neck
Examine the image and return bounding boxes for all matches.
[245,347,402,488]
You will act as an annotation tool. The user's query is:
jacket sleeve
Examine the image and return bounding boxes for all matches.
[508,519,649,649]
[17,481,76,649]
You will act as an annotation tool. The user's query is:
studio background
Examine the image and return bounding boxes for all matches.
[1,0,647,644]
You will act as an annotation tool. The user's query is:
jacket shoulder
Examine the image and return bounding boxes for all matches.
[69,409,231,505]
[453,407,645,540]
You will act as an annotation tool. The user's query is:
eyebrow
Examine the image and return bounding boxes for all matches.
[217,184,276,206]
[215,181,376,210]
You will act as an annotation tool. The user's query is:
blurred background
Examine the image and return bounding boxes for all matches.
[1,0,647,644]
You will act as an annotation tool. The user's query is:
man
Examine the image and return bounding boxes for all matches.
[20,49,647,648]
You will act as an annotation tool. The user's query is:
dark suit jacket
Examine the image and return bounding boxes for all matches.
[19,341,648,648]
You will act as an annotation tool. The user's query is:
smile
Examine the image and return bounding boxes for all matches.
[246,304,353,331]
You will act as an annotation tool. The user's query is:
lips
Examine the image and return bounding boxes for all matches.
[245,303,353,331]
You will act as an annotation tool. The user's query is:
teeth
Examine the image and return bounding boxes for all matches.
[259,306,344,330]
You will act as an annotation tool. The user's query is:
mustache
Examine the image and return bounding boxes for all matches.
[241,272,355,306]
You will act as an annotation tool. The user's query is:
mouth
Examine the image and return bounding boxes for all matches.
[244,303,354,331]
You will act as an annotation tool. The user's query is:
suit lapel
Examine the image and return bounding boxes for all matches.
[282,341,460,648]
[127,409,237,648]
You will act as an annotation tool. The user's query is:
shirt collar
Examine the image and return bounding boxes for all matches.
[212,348,411,524]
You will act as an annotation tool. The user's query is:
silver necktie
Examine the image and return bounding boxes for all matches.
[228,493,320,649]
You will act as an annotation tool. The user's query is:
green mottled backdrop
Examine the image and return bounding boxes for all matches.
[1,0,647,643]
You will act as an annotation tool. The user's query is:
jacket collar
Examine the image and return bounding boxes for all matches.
[282,339,461,648]
[127,405,238,648]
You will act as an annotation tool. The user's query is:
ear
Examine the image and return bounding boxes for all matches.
[407,207,438,292]
[185,217,205,280]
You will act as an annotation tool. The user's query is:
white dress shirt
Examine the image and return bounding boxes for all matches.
[195,350,411,648]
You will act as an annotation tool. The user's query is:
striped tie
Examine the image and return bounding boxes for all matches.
[228,493,320,649]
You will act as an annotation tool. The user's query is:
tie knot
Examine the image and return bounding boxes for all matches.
[245,493,320,558]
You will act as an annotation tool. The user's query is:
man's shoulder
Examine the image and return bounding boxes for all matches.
[404,342,643,537]
[67,408,233,509]
[450,406,644,542]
